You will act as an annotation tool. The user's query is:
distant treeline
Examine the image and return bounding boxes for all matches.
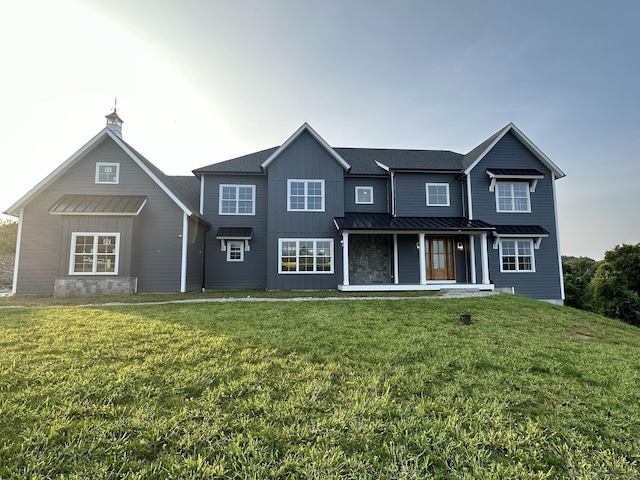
[563,243,640,326]
[0,220,17,255]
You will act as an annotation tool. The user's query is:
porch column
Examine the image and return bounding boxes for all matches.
[469,235,477,284]
[418,233,427,285]
[393,234,399,284]
[480,232,490,285]
[342,232,349,286]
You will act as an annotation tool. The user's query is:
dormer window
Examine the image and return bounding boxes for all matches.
[95,163,120,184]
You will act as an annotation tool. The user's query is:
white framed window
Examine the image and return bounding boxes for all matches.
[69,233,120,275]
[496,182,531,213]
[426,183,450,206]
[499,239,535,272]
[355,186,374,205]
[279,238,334,274]
[287,180,325,211]
[226,241,244,262]
[219,185,256,215]
[95,163,120,184]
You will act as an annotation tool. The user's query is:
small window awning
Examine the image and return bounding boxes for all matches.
[49,195,147,215]
[492,224,549,249]
[486,168,545,192]
[216,227,253,239]
[334,213,495,232]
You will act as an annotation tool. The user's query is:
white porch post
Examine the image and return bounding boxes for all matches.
[393,234,399,284]
[469,235,477,284]
[342,232,349,286]
[419,233,427,285]
[480,232,490,285]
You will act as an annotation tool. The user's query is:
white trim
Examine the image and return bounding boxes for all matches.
[498,238,536,273]
[418,233,426,285]
[355,186,374,205]
[342,232,349,286]
[481,232,490,284]
[487,171,543,193]
[219,184,256,215]
[226,240,245,262]
[69,232,120,275]
[466,175,473,220]
[278,238,334,274]
[338,283,494,292]
[287,179,325,212]
[552,173,565,301]
[495,182,531,213]
[199,176,205,215]
[261,122,350,170]
[492,233,547,250]
[464,123,565,179]
[425,183,450,207]
[180,212,188,292]
[95,162,120,184]
[390,170,396,216]
[469,235,476,284]
[393,234,399,285]
[11,209,23,294]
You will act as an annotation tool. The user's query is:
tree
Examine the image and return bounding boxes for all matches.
[0,219,18,255]
[589,262,640,326]
[603,243,640,294]
[562,256,598,311]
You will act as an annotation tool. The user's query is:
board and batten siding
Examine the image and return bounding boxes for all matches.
[201,174,268,290]
[15,137,193,293]
[343,177,389,213]
[469,131,562,300]
[266,130,344,290]
[394,172,465,217]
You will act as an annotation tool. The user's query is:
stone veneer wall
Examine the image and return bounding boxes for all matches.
[54,277,137,296]
[348,234,392,284]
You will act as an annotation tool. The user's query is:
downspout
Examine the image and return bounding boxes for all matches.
[390,170,396,216]
[12,208,23,294]
[466,174,474,220]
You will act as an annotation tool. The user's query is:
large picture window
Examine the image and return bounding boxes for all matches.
[219,185,255,215]
[426,183,450,206]
[496,182,530,212]
[70,233,120,275]
[95,163,120,184]
[287,180,325,211]
[279,238,333,274]
[499,239,535,272]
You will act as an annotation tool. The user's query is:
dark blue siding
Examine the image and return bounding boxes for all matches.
[469,132,562,300]
[202,174,268,289]
[395,172,464,217]
[266,131,345,289]
[397,234,420,284]
[344,177,389,213]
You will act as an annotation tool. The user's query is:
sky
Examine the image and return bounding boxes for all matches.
[1,0,639,259]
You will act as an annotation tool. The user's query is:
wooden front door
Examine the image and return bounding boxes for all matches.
[425,236,455,281]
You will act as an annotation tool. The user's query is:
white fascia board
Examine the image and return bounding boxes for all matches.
[106,130,195,216]
[260,122,351,171]
[375,161,390,171]
[11,208,23,294]
[4,129,111,216]
[463,125,511,175]
[180,212,188,293]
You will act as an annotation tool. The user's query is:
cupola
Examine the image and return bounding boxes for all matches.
[105,105,124,138]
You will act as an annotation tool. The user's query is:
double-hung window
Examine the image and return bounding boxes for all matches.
[288,180,324,211]
[219,185,255,215]
[95,163,120,184]
[70,233,120,275]
[279,239,333,274]
[496,182,530,212]
[227,241,244,262]
[426,183,450,206]
[355,186,374,205]
[499,239,535,272]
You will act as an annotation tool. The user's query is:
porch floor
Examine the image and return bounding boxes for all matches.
[338,283,495,292]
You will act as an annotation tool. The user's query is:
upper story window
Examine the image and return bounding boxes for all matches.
[496,182,530,213]
[95,163,120,184]
[499,239,535,272]
[70,233,119,275]
[426,183,450,206]
[355,186,374,205]
[288,180,325,211]
[219,185,255,215]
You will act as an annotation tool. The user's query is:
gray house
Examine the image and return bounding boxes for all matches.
[5,111,209,295]
[6,114,566,303]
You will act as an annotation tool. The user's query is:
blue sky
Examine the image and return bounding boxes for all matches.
[1,0,638,259]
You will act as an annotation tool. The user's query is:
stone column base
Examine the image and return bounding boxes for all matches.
[54,277,138,296]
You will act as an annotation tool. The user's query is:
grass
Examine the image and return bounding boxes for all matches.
[1,295,639,478]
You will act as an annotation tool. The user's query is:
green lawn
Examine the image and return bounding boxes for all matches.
[1,295,639,478]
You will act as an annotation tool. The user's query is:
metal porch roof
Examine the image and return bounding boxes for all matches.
[334,213,495,231]
[49,195,147,215]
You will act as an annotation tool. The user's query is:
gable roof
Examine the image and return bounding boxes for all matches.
[462,123,565,178]
[260,123,351,171]
[5,129,208,225]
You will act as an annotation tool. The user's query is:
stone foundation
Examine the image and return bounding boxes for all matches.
[54,277,137,296]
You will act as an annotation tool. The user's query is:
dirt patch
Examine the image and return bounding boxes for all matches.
[567,332,594,341]
[0,253,14,289]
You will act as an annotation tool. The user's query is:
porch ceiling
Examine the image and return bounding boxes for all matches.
[335,213,495,232]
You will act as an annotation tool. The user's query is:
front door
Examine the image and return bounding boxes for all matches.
[425,236,455,281]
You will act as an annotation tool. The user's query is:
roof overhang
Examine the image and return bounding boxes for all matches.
[334,213,495,233]
[261,122,351,171]
[49,195,147,216]
[215,227,253,240]
[487,168,545,192]
[492,225,549,249]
